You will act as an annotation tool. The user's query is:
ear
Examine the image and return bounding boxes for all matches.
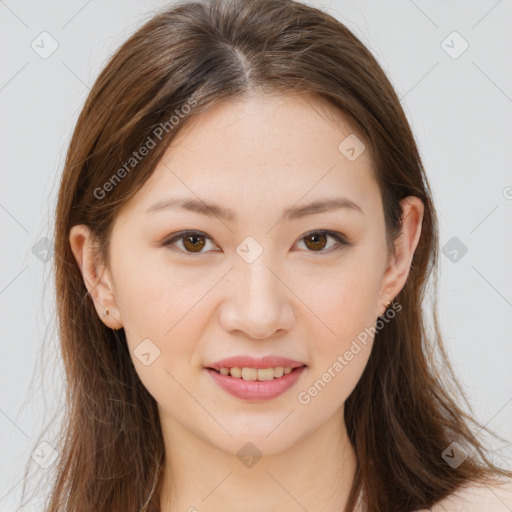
[69,224,123,330]
[377,196,424,317]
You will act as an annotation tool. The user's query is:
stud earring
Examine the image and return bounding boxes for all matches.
[378,300,392,318]
[103,308,109,318]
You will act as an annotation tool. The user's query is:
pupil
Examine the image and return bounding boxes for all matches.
[306,233,326,251]
[181,233,328,253]
[185,235,205,252]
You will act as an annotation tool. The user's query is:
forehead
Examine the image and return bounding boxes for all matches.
[123,92,380,220]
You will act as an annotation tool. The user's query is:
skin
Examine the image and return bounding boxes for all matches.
[70,92,424,511]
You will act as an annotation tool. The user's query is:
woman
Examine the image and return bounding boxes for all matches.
[35,0,512,510]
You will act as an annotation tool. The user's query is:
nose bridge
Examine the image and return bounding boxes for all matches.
[220,245,294,338]
[237,248,283,309]
[235,233,281,297]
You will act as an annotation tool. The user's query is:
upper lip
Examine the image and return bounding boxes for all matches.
[206,356,307,370]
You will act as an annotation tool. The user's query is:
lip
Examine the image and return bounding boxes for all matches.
[206,355,306,370]
[206,365,307,402]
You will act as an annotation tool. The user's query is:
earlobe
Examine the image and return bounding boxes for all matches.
[68,224,123,330]
[378,196,424,315]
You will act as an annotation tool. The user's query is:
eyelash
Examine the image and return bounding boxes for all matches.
[162,229,351,255]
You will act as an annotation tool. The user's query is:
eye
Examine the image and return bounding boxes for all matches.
[162,230,218,254]
[162,229,350,255]
[295,230,350,253]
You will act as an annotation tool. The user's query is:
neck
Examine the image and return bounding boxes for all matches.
[158,408,358,512]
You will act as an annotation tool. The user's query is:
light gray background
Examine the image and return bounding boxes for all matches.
[1,0,511,510]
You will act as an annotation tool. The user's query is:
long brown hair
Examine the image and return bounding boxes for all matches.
[19,0,511,510]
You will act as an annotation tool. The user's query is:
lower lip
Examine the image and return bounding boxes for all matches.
[206,366,307,402]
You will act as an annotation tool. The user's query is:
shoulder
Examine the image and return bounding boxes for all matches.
[429,476,512,512]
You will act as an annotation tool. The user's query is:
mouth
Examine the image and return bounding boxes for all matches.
[206,365,307,381]
[205,365,308,402]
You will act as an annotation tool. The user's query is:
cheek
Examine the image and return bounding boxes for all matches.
[113,248,212,336]
[305,255,383,347]
[296,287,376,413]
[111,252,217,390]
[296,253,383,403]
[113,262,215,414]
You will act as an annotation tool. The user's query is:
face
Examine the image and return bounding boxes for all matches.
[92,93,405,456]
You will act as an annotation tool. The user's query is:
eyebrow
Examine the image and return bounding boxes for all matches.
[145,196,363,220]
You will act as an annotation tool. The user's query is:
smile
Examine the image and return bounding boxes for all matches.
[206,365,307,401]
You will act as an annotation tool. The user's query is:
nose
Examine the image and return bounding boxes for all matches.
[218,256,295,340]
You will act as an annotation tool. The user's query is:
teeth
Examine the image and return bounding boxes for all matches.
[216,366,297,380]
[230,367,242,378]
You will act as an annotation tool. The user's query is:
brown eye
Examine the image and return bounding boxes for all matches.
[163,229,350,256]
[182,234,206,252]
[163,231,216,254]
[296,230,349,253]
[303,232,328,251]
